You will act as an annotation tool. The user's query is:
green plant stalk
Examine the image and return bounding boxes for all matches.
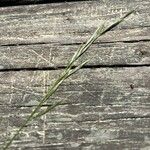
[3,10,134,150]
[34,59,90,119]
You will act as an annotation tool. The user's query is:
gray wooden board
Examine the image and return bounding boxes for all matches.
[0,0,150,70]
[0,0,150,150]
[0,0,150,46]
[0,42,150,70]
[0,67,150,149]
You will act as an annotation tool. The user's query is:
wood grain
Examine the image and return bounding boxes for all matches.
[0,0,150,70]
[0,0,150,149]
[0,0,150,46]
[0,42,150,70]
[0,67,150,149]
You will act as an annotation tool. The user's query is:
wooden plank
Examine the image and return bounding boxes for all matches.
[0,67,150,149]
[0,0,150,46]
[1,42,150,70]
[0,0,150,149]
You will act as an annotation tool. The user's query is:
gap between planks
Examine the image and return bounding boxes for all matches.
[1,64,150,72]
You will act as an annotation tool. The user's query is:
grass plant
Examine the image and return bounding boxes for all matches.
[3,10,135,150]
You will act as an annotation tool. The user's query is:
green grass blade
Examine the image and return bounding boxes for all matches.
[33,101,62,119]
[33,60,89,119]
[68,60,90,77]
[101,10,135,35]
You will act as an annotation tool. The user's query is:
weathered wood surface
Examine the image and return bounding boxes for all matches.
[0,67,150,149]
[0,0,150,46]
[0,0,150,70]
[1,42,150,70]
[0,0,150,149]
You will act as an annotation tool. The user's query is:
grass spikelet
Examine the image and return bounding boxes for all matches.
[3,10,135,150]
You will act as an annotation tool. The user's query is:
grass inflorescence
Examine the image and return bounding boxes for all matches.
[3,10,135,150]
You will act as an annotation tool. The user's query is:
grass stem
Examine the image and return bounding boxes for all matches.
[3,10,134,150]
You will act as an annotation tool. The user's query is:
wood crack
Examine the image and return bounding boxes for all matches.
[102,115,150,121]
[1,64,150,72]
[1,38,150,47]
